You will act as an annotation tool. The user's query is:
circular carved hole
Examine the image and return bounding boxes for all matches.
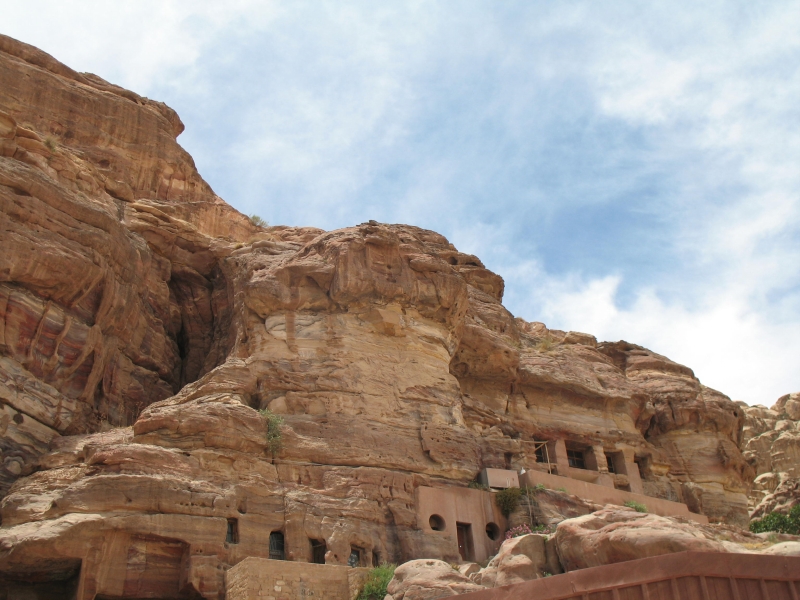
[429,514,446,531]
[486,522,500,540]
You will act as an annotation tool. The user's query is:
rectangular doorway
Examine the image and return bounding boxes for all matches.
[311,539,326,564]
[456,522,474,562]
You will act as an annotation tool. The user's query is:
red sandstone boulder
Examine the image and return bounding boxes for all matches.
[761,542,800,556]
[385,559,485,599]
[554,507,727,571]
[473,533,562,587]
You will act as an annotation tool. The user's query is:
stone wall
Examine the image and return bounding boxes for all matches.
[226,558,368,600]
[519,471,708,524]
[415,486,507,563]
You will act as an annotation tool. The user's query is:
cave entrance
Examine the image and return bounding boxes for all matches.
[168,265,218,391]
[0,569,80,600]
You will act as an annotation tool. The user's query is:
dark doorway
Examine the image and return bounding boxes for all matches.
[269,531,285,560]
[311,539,327,564]
[456,522,474,561]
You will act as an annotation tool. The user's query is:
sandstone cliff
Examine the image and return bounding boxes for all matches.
[741,393,800,518]
[0,35,756,598]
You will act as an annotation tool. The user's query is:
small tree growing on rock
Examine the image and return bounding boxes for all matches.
[249,214,268,227]
[495,487,523,517]
[259,408,284,458]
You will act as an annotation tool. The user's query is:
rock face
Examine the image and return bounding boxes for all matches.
[0,35,757,598]
[741,393,800,518]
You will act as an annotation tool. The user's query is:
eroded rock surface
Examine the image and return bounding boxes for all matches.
[0,34,759,599]
[472,533,562,587]
[554,507,727,571]
[385,560,484,599]
[741,393,800,518]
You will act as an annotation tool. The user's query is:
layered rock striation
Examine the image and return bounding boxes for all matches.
[0,35,756,598]
[741,393,800,518]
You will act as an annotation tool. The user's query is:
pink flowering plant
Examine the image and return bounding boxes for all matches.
[504,523,553,540]
[505,524,532,539]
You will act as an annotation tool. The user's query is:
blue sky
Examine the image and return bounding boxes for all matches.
[4,1,800,405]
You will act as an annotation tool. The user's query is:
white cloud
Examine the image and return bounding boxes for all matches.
[514,269,800,406]
[2,1,279,92]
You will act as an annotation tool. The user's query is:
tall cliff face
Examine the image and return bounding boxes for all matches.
[0,35,754,598]
[742,393,800,518]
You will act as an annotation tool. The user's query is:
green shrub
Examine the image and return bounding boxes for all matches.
[468,480,489,491]
[249,214,268,227]
[750,505,800,535]
[258,408,284,456]
[534,483,546,492]
[535,338,555,352]
[358,563,396,600]
[624,500,648,513]
[556,487,567,493]
[495,487,523,516]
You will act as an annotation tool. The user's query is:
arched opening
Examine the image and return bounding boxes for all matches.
[429,514,446,531]
[485,522,500,540]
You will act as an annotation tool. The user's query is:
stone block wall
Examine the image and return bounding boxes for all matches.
[226,558,369,600]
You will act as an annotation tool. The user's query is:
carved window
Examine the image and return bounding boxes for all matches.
[226,519,239,544]
[348,546,363,567]
[606,454,616,473]
[429,514,446,531]
[567,449,586,469]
